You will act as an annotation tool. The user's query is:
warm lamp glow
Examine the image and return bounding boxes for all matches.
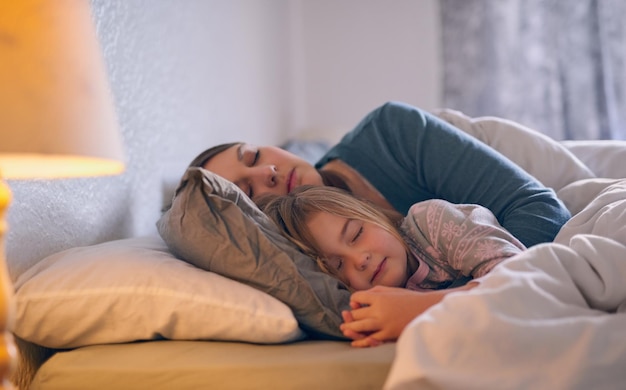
[0,0,125,178]
[0,0,126,388]
[0,155,125,180]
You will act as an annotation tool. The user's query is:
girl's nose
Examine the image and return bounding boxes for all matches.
[353,252,370,271]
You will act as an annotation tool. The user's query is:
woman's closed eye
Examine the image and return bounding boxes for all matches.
[244,150,259,167]
[239,179,255,198]
[238,144,260,167]
[236,145,260,198]
[246,151,259,197]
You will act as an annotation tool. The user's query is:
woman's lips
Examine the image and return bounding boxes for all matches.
[287,169,296,193]
[371,258,387,283]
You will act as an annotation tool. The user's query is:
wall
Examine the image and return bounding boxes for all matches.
[5,0,441,282]
[288,0,441,142]
[6,0,293,281]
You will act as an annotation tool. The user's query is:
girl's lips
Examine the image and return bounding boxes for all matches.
[287,169,296,193]
[371,258,387,283]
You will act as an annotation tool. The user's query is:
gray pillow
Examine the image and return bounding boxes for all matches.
[157,167,350,339]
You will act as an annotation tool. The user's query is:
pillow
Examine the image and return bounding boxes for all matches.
[562,140,626,179]
[13,236,305,349]
[433,108,595,191]
[556,178,626,216]
[157,167,351,339]
[555,178,626,245]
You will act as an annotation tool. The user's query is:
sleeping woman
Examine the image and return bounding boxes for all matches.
[259,185,526,347]
[187,101,570,248]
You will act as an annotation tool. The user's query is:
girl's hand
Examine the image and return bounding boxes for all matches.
[340,283,477,347]
[340,302,369,341]
[341,307,383,348]
[340,286,426,346]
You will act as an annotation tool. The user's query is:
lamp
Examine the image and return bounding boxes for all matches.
[0,0,125,387]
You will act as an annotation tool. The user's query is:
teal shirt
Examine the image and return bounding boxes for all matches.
[315,101,570,247]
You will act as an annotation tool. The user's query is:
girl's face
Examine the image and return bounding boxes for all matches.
[306,211,409,290]
[204,143,323,200]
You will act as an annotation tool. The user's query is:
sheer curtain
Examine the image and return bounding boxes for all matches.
[440,0,626,140]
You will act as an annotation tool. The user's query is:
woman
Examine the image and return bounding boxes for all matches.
[260,185,526,347]
[190,101,570,247]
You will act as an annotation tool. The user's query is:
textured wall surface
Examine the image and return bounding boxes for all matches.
[6,0,292,281]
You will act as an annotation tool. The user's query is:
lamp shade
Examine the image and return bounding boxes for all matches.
[0,0,125,179]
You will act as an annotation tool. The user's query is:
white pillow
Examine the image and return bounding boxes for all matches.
[433,109,595,191]
[13,236,305,349]
[562,140,626,179]
[556,178,626,216]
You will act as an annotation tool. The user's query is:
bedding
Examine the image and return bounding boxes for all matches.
[384,179,626,389]
[434,108,596,191]
[561,140,626,179]
[13,236,304,349]
[156,167,351,339]
[11,110,626,389]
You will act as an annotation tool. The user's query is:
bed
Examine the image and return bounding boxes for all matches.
[11,110,626,389]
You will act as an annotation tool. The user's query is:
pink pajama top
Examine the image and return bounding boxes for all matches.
[400,199,526,291]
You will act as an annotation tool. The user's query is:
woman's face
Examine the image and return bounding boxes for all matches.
[306,211,408,290]
[204,143,323,200]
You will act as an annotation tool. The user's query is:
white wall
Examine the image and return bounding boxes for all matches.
[5,0,441,282]
[288,0,441,142]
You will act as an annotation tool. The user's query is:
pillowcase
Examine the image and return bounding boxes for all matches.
[433,109,595,191]
[13,236,305,349]
[157,167,351,339]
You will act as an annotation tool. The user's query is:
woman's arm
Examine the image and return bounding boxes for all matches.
[341,283,478,348]
[317,101,571,247]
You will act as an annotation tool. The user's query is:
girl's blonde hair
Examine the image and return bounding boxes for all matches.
[260,186,406,278]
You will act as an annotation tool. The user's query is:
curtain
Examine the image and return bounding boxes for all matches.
[440,0,626,140]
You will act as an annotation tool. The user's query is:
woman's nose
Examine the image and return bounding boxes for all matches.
[252,165,278,188]
[265,165,277,187]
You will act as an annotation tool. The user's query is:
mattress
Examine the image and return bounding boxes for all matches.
[30,340,395,390]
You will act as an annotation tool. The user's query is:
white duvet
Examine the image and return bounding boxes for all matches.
[385,178,626,389]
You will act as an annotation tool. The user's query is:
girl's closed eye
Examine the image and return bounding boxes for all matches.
[345,219,363,244]
[325,257,343,271]
[335,258,343,270]
[352,226,363,243]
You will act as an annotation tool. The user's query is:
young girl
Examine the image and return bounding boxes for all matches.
[260,185,526,347]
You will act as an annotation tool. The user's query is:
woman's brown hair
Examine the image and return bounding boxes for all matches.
[162,142,241,212]
[187,142,241,168]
